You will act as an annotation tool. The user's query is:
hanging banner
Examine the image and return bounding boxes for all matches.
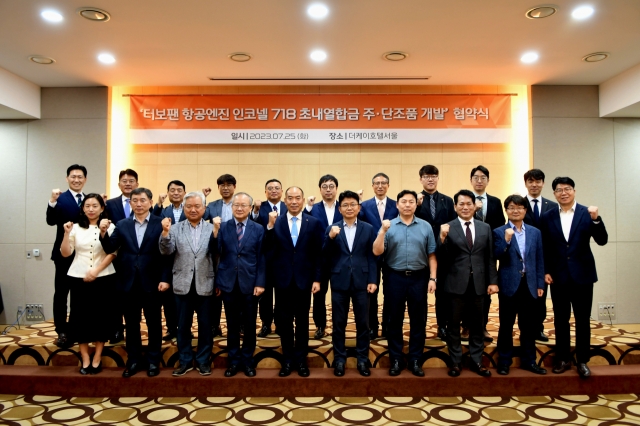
[129,94,512,144]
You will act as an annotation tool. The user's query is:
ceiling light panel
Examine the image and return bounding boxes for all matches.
[41,10,63,23]
[310,50,327,62]
[572,5,594,19]
[307,3,329,19]
[98,53,115,64]
[521,52,539,63]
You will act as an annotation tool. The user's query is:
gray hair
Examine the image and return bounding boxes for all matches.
[232,192,253,206]
[184,191,205,205]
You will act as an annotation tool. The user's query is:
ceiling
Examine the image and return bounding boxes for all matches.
[1,0,640,87]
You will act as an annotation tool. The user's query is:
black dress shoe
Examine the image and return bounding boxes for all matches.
[357,362,370,377]
[196,364,211,376]
[313,327,325,339]
[409,360,425,377]
[147,364,160,377]
[224,364,240,377]
[79,365,91,375]
[56,333,71,348]
[437,327,448,341]
[389,360,403,376]
[368,329,377,340]
[212,326,223,337]
[522,363,547,375]
[109,330,124,344]
[536,331,549,342]
[257,325,271,338]
[279,363,292,377]
[298,363,310,377]
[91,362,102,375]
[448,363,461,377]
[244,366,256,377]
[172,363,193,377]
[123,363,140,378]
[469,362,491,377]
[552,360,571,374]
[497,364,510,375]
[483,329,494,343]
[334,362,345,377]
[162,332,176,342]
[460,328,470,341]
[577,363,591,379]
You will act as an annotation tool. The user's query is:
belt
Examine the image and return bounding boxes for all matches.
[390,268,426,276]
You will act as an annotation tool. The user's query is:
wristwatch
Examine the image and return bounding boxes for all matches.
[429,278,437,283]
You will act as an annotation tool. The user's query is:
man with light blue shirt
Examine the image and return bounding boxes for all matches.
[373,190,437,377]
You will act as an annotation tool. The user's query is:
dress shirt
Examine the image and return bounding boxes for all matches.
[172,203,184,223]
[559,201,577,242]
[133,213,150,247]
[384,216,436,271]
[508,221,526,272]
[457,216,476,243]
[49,189,83,208]
[122,195,131,211]
[343,220,357,252]
[473,192,487,220]
[188,219,204,248]
[221,200,233,222]
[305,200,336,224]
[66,223,116,278]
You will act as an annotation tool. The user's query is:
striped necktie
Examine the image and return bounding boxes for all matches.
[237,222,244,246]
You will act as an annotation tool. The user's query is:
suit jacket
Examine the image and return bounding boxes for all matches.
[437,218,498,296]
[266,214,324,291]
[540,204,608,286]
[476,194,506,231]
[158,220,216,296]
[105,195,131,223]
[523,196,557,228]
[322,221,377,291]
[307,201,343,230]
[358,197,398,232]
[213,219,266,295]
[153,204,187,224]
[46,190,82,261]
[252,200,287,229]
[101,215,171,293]
[415,191,456,238]
[493,223,545,298]
[204,198,224,222]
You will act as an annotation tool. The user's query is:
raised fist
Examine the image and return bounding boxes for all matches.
[63,221,74,233]
[202,187,212,197]
[475,199,483,212]
[212,216,222,232]
[329,225,341,239]
[417,193,424,206]
[357,189,363,201]
[588,206,599,220]
[307,196,316,207]
[253,200,262,213]
[381,219,391,232]
[504,228,515,242]
[268,211,278,227]
[157,193,167,205]
[99,218,111,233]
[101,193,108,203]
[51,188,61,203]
[161,217,172,233]
[440,223,450,240]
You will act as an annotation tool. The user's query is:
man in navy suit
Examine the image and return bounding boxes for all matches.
[212,192,266,377]
[324,190,378,377]
[522,169,558,342]
[493,195,546,376]
[415,165,456,340]
[540,177,608,379]
[46,164,87,347]
[306,174,342,339]
[357,173,398,340]
[100,188,171,378]
[251,179,287,337]
[267,186,324,377]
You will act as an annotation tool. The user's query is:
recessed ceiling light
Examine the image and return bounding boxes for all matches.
[229,53,252,62]
[582,52,609,62]
[98,53,116,64]
[77,7,111,22]
[307,3,329,20]
[525,6,558,19]
[310,50,327,62]
[29,55,56,65]
[521,52,539,63]
[41,10,63,23]
[572,5,594,19]
[383,52,409,61]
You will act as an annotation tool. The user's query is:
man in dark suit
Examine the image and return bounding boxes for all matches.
[357,172,398,339]
[415,165,456,340]
[324,190,378,377]
[438,189,498,377]
[522,169,558,342]
[99,188,171,378]
[540,177,608,379]
[267,186,324,377]
[306,174,342,339]
[251,179,287,337]
[212,192,266,377]
[493,195,547,376]
[46,164,87,347]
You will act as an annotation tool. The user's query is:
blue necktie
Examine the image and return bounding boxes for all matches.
[76,194,82,207]
[124,198,131,218]
[273,204,278,214]
[532,199,540,223]
[291,217,298,246]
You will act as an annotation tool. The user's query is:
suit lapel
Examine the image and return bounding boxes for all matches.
[183,221,198,254]
[278,215,295,248]
[116,195,127,219]
[550,209,566,243]
[567,205,583,243]
[338,222,349,251]
[452,220,470,253]
[238,221,251,252]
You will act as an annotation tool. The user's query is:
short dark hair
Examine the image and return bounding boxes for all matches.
[524,169,545,182]
[338,190,360,205]
[371,172,390,184]
[265,179,282,188]
[396,189,418,202]
[78,193,106,228]
[454,189,476,204]
[470,165,490,179]
[67,164,87,177]
[167,180,186,191]
[131,187,153,200]
[419,165,439,177]
[503,194,527,210]
[552,176,575,190]
[285,186,304,197]
[118,169,138,181]
[217,174,237,186]
[318,174,338,188]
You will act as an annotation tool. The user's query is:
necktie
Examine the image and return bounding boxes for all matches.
[237,222,244,246]
[124,198,131,218]
[475,196,485,221]
[273,204,278,214]
[532,199,540,223]
[430,194,436,220]
[76,193,82,207]
[291,217,298,247]
[465,221,473,250]
[378,201,385,223]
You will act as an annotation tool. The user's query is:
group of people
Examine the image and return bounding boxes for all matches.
[46,163,607,380]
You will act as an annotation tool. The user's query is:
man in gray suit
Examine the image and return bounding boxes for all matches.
[438,189,498,377]
[159,191,218,377]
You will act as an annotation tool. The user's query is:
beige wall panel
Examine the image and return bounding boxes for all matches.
[157,143,198,165]
[439,165,476,196]
[400,164,426,194]
[238,144,280,165]
[198,164,240,194]
[279,165,320,197]
[0,121,27,245]
[331,165,362,194]
[319,144,361,165]
[41,87,108,119]
[360,144,403,164]
[613,118,640,242]
[0,244,26,324]
[197,144,240,165]
[481,163,512,201]
[590,243,617,320]
[157,165,199,198]
[531,85,599,118]
[130,144,158,165]
[361,164,404,199]
[482,143,511,166]
[441,143,484,165]
[401,143,443,166]
[615,242,640,323]
[24,243,55,320]
[279,144,320,165]
[133,165,159,199]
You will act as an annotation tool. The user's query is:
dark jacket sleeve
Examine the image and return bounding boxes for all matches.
[99,226,121,255]
[255,228,267,288]
[591,218,608,246]
[46,205,58,226]
[534,231,545,290]
[313,222,325,282]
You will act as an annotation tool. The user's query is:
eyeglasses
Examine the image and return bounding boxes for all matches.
[421,175,438,181]
[321,185,336,190]
[506,207,526,212]
[68,174,85,180]
[119,179,136,184]
[472,176,488,182]
[266,186,282,191]
[232,204,251,209]
[340,203,359,209]
[372,181,389,186]
[554,187,574,194]
[398,199,416,205]
[219,184,234,189]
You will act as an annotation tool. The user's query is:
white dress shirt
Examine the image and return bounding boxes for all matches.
[457,216,476,243]
[287,212,303,234]
[559,201,577,242]
[66,223,116,278]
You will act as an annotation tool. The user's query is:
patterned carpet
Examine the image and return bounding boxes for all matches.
[1,393,640,424]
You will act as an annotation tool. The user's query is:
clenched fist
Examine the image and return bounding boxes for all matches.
[329,225,341,239]
[99,219,112,233]
[504,228,515,242]
[63,221,74,233]
[475,199,483,212]
[157,193,167,205]
[417,193,424,206]
[381,219,391,232]
[357,189,363,201]
[51,188,61,203]
[440,223,450,241]
[307,196,316,207]
[588,206,599,220]
[212,216,222,232]
[268,211,278,228]
[101,193,108,203]
[202,187,212,197]
[161,217,172,234]
[253,199,262,213]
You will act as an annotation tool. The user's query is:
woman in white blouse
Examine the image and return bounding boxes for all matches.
[60,193,116,375]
